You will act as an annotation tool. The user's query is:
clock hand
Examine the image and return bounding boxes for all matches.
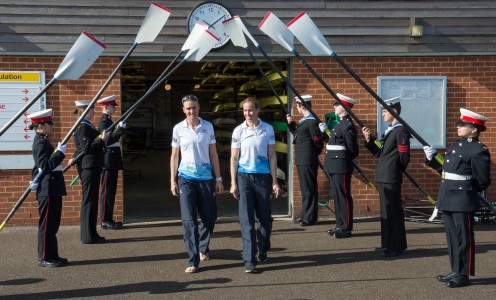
[202,19,213,27]
[208,15,225,30]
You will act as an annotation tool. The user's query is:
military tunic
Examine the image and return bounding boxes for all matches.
[73,120,105,243]
[98,114,124,223]
[427,136,491,276]
[288,115,324,223]
[32,132,66,261]
[323,115,359,232]
[365,124,411,252]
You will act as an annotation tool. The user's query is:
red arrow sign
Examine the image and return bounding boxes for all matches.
[22,89,29,94]
[24,111,29,117]
[24,119,30,124]
[24,134,30,140]
[24,127,29,132]
[23,97,29,102]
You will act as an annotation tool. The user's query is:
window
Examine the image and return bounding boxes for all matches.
[377,76,447,149]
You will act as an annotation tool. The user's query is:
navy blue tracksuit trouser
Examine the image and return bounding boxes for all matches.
[178,177,217,268]
[237,173,272,268]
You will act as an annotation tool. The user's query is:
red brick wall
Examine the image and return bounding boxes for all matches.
[2,55,495,226]
[0,56,122,226]
[291,56,496,218]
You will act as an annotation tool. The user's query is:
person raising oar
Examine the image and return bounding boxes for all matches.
[28,109,68,267]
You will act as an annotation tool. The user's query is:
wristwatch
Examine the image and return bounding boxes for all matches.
[215,177,223,182]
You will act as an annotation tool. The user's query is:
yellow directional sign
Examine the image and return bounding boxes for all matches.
[0,72,40,82]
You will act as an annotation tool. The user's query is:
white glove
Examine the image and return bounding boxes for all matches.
[429,207,439,222]
[57,142,67,154]
[29,181,39,191]
[118,121,126,129]
[29,168,43,191]
[318,123,327,133]
[423,146,436,161]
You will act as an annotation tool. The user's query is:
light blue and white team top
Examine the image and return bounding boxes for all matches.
[231,120,275,174]
[171,118,216,180]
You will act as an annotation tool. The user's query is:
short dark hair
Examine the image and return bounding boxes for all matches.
[298,101,312,109]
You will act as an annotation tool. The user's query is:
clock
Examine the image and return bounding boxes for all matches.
[187,2,232,49]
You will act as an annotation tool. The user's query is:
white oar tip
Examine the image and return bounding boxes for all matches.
[151,1,172,13]
[258,11,273,29]
[286,12,332,56]
[222,15,238,24]
[82,32,106,49]
[184,29,220,61]
[287,11,307,27]
[223,15,248,48]
[134,2,172,44]
[205,30,220,42]
[196,21,208,28]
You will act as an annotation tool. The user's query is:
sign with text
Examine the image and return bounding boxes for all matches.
[0,71,46,151]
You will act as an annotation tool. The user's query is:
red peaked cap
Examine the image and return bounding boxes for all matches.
[97,95,118,106]
[28,109,52,123]
[456,108,489,131]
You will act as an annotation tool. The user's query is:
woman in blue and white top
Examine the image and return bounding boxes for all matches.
[170,94,224,274]
[230,97,281,273]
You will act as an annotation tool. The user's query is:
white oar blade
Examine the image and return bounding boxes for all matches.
[288,12,333,56]
[54,32,106,80]
[258,11,294,52]
[182,22,208,51]
[223,16,248,48]
[184,29,220,62]
[135,2,172,44]
[235,16,259,47]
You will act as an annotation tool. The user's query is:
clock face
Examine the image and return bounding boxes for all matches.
[187,2,232,49]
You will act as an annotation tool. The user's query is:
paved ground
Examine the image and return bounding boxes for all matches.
[0,218,495,299]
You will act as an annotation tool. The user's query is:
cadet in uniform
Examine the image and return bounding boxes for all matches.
[362,97,410,257]
[231,97,281,273]
[170,95,224,273]
[423,108,491,288]
[322,94,359,238]
[286,95,324,226]
[28,109,68,267]
[72,100,108,244]
[97,95,125,230]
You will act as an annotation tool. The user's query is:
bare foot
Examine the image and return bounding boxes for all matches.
[184,266,198,273]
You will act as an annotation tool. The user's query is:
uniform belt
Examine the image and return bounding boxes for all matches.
[442,171,472,181]
[108,142,120,148]
[53,165,62,172]
[326,145,346,151]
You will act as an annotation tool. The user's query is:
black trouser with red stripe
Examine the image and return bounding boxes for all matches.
[443,211,475,276]
[37,195,62,261]
[329,173,353,232]
[100,169,118,223]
